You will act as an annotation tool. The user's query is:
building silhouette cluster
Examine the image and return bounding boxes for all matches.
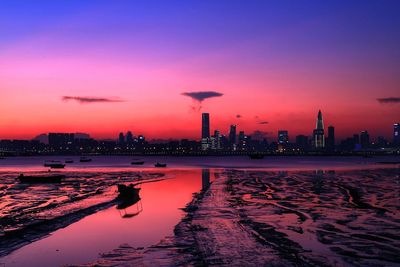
[0,111,399,156]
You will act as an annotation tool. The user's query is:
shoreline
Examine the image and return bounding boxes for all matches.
[81,168,400,266]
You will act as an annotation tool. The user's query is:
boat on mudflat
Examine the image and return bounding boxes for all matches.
[65,159,74,163]
[131,160,145,165]
[79,157,92,162]
[18,174,65,183]
[44,160,66,168]
[248,154,265,159]
[154,162,167,167]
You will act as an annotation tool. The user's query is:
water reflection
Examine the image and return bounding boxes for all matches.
[202,169,210,191]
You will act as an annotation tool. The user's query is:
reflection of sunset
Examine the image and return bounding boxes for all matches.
[1,169,211,266]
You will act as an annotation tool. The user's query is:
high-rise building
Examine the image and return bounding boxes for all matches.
[48,133,75,150]
[126,131,133,144]
[238,131,247,150]
[295,135,309,151]
[360,130,370,149]
[229,125,237,146]
[201,113,210,139]
[118,132,125,145]
[394,123,400,146]
[313,110,325,149]
[201,113,211,150]
[326,126,335,151]
[212,130,221,150]
[278,130,289,144]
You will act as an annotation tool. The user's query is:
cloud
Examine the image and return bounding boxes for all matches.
[377,97,400,104]
[236,114,242,119]
[181,91,223,103]
[258,121,269,125]
[62,96,124,104]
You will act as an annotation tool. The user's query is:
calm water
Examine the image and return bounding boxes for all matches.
[0,155,398,171]
[0,169,213,266]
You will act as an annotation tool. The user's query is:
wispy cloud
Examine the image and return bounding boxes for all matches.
[181,91,223,102]
[62,96,124,104]
[258,121,269,125]
[377,97,400,104]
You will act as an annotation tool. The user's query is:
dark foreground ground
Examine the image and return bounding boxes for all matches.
[81,168,400,267]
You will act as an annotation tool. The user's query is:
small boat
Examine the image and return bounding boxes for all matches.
[65,159,74,163]
[248,154,264,159]
[131,160,145,165]
[79,157,92,162]
[44,160,65,168]
[18,174,65,183]
[154,162,167,168]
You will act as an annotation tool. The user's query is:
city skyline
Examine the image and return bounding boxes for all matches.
[1,1,400,140]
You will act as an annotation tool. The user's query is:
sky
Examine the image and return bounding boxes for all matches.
[1,0,399,141]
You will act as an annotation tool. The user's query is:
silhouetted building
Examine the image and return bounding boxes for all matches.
[201,113,211,150]
[202,113,210,139]
[394,123,400,146]
[118,132,125,145]
[278,130,289,144]
[360,130,370,149]
[48,133,75,150]
[126,131,133,144]
[326,126,335,151]
[229,125,237,149]
[313,110,325,149]
[238,131,247,150]
[295,135,309,151]
[212,130,221,150]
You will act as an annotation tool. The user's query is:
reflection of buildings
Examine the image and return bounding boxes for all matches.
[313,110,325,149]
[202,169,211,191]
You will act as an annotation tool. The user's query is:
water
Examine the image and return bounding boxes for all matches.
[0,156,399,266]
[0,169,213,266]
[0,155,398,172]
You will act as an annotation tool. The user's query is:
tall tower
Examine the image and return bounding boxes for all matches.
[313,110,325,149]
[201,113,210,139]
[326,126,335,151]
[394,123,400,146]
[229,125,237,145]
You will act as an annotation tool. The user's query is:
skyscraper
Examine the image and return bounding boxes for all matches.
[118,132,125,145]
[394,123,400,146]
[201,113,210,139]
[126,131,133,144]
[326,126,335,151]
[360,130,370,149]
[201,113,211,150]
[229,125,237,145]
[313,110,325,149]
[278,130,289,144]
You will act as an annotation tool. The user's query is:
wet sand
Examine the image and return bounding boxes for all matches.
[0,170,165,257]
[83,168,400,266]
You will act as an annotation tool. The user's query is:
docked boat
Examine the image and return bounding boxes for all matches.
[131,160,145,165]
[18,174,65,183]
[248,154,264,159]
[65,159,74,163]
[154,162,167,167]
[79,157,92,162]
[43,160,65,168]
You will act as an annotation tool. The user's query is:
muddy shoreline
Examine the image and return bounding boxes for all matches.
[0,171,165,258]
[82,168,400,266]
